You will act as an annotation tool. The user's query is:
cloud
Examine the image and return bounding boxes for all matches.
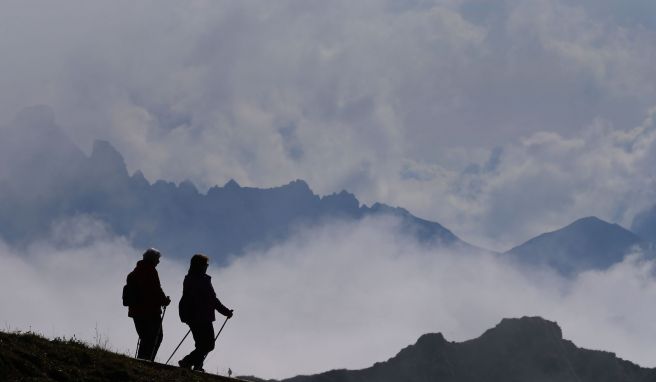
[2,1,656,250]
[2,215,656,379]
[1,0,655,178]
[389,107,656,250]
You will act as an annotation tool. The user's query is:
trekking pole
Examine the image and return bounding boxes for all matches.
[150,305,167,362]
[165,328,191,365]
[203,315,231,363]
[214,315,230,342]
[135,338,140,358]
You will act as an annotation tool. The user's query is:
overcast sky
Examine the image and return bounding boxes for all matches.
[3,1,656,378]
[0,0,656,249]
[2,0,656,247]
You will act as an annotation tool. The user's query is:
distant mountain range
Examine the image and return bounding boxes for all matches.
[0,106,470,264]
[1,106,655,271]
[245,317,655,382]
[505,216,650,275]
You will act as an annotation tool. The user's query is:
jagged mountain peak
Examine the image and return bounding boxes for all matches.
[400,332,448,355]
[481,316,562,341]
[278,316,655,382]
[224,178,241,189]
[415,332,448,344]
[282,179,312,193]
[287,179,309,187]
[321,190,360,212]
[90,139,129,177]
[91,139,124,164]
[131,170,150,187]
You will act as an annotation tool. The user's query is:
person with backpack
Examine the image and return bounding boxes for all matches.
[178,254,233,372]
[124,248,171,361]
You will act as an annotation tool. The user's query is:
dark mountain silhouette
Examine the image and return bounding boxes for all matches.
[251,317,655,382]
[504,216,647,275]
[0,106,471,263]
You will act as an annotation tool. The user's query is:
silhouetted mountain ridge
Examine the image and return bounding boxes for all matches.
[3,107,654,272]
[0,107,469,263]
[267,317,656,382]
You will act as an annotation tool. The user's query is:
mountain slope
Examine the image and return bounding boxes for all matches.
[505,216,646,275]
[0,106,471,263]
[271,317,655,382]
[0,330,238,382]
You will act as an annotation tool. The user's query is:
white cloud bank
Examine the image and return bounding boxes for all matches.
[393,107,656,250]
[2,215,656,379]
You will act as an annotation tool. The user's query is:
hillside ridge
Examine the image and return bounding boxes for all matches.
[0,330,242,382]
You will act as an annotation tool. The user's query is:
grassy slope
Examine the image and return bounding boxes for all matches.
[0,331,240,382]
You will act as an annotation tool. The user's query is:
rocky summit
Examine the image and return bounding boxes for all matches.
[270,317,656,382]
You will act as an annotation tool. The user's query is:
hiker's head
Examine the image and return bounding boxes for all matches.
[189,253,209,274]
[143,248,161,265]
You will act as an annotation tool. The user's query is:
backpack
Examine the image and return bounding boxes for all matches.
[122,273,138,307]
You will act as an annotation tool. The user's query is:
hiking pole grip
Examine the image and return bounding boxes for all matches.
[165,328,191,365]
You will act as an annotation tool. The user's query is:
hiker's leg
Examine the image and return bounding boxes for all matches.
[180,322,203,367]
[133,317,149,359]
[192,321,215,369]
[152,319,163,360]
[135,315,158,360]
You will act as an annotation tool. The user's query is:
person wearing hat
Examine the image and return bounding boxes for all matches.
[126,248,171,360]
[178,254,233,371]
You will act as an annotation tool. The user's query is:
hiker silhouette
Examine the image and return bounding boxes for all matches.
[178,254,233,372]
[125,248,171,361]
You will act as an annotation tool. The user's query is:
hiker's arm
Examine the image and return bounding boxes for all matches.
[154,271,170,306]
[210,282,233,317]
[214,297,232,317]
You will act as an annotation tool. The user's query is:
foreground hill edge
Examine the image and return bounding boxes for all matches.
[0,330,240,382]
[4,316,655,382]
